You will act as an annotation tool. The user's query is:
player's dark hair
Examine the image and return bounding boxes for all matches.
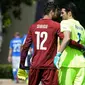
[43,2,57,15]
[61,2,77,19]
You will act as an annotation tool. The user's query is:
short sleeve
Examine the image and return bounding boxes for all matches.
[9,40,12,49]
[60,20,71,32]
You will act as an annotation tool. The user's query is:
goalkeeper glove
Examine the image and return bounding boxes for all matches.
[17,68,28,80]
[54,52,61,69]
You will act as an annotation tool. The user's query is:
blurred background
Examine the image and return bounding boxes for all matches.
[0,0,85,84]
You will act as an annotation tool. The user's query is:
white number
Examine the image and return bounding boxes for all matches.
[13,43,21,52]
[35,31,48,50]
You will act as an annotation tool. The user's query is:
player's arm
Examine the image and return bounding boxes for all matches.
[18,27,32,81]
[8,41,12,63]
[58,31,70,53]
[54,22,84,69]
[8,48,12,63]
[57,24,84,50]
[57,37,60,52]
[20,27,32,69]
[54,30,71,69]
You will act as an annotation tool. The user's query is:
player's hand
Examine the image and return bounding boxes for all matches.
[54,52,61,69]
[20,64,29,70]
[19,64,25,69]
[8,56,12,63]
[17,68,28,80]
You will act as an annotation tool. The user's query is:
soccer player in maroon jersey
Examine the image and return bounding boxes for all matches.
[18,2,84,85]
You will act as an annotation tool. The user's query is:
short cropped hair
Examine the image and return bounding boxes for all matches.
[14,32,20,37]
[43,2,57,15]
[61,2,77,19]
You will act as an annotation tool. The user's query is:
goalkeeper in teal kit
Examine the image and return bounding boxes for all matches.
[54,2,85,85]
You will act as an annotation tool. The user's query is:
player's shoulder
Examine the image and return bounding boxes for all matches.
[74,20,81,26]
[61,20,69,24]
[51,20,60,24]
[10,38,15,44]
[61,20,72,27]
[11,38,15,41]
[50,20,60,27]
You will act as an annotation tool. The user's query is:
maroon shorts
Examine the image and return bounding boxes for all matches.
[29,68,58,85]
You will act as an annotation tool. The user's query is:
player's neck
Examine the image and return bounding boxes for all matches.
[68,16,74,19]
[43,15,52,19]
[15,36,20,38]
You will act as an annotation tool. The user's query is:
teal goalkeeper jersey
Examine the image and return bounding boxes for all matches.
[59,19,85,67]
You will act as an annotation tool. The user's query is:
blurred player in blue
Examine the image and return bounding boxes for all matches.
[8,32,23,83]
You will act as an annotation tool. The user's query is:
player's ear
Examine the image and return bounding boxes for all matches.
[68,11,72,17]
[50,10,54,16]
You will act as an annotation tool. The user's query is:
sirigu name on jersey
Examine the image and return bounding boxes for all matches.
[75,25,83,30]
[37,24,48,29]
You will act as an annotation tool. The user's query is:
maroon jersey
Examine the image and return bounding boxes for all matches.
[20,19,83,69]
[20,19,63,69]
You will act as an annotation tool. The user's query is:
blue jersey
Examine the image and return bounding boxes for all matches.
[9,37,22,56]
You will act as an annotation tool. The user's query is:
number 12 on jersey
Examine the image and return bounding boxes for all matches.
[35,31,48,50]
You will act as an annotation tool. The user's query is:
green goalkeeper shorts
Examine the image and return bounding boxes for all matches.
[59,67,85,85]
